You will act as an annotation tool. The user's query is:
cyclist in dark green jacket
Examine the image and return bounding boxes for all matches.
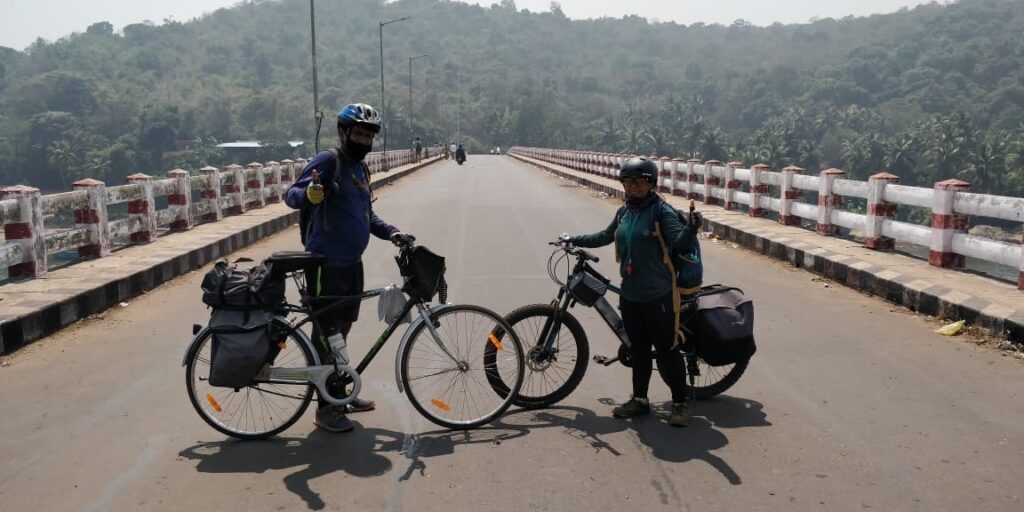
[569,157,701,426]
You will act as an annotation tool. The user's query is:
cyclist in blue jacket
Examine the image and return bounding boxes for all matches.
[285,103,415,433]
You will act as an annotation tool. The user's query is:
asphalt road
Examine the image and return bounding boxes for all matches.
[1,155,1021,512]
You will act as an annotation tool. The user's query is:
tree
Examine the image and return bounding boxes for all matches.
[47,140,78,188]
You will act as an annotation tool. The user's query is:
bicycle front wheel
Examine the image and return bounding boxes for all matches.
[486,304,589,409]
[185,318,316,440]
[400,304,525,430]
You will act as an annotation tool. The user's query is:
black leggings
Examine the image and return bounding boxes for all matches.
[620,293,688,403]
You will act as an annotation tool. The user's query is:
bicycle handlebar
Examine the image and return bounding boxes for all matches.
[550,239,600,263]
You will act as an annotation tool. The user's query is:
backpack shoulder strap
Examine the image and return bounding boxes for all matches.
[653,219,683,348]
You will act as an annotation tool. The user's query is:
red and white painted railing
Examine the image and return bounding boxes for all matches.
[509,146,1024,289]
[0,148,431,279]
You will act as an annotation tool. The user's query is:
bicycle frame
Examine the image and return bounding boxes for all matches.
[537,245,700,367]
[186,273,463,406]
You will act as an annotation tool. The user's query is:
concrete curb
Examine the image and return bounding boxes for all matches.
[0,157,442,354]
[509,153,1024,343]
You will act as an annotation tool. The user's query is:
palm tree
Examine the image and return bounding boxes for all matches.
[698,127,728,162]
[48,140,77,188]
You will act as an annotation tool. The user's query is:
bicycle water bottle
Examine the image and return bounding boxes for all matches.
[327,331,349,365]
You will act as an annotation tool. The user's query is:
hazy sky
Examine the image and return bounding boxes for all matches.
[1,0,937,50]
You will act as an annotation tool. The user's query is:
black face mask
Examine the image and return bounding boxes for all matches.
[343,140,372,162]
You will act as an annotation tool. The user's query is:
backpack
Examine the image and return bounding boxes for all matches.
[298,148,374,245]
[200,259,286,313]
[615,198,702,291]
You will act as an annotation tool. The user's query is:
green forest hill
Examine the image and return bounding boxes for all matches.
[1,0,1024,197]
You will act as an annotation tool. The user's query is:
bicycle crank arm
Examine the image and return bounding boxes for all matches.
[592,354,619,367]
[269,364,363,407]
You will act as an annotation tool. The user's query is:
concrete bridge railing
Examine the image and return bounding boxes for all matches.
[0,148,431,280]
[510,146,1024,289]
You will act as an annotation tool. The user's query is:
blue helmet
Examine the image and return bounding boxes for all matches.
[337,103,382,133]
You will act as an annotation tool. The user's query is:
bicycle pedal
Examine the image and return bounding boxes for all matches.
[592,355,610,364]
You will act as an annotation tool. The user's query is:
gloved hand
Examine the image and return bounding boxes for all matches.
[306,170,324,205]
[390,232,416,246]
[690,211,703,229]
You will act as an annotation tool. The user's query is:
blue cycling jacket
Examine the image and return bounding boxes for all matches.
[285,150,398,266]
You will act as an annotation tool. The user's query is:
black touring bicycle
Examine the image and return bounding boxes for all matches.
[485,235,756,409]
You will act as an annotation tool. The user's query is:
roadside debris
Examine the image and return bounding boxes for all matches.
[934,320,966,336]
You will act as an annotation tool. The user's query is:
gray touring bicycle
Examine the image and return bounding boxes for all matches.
[183,242,525,439]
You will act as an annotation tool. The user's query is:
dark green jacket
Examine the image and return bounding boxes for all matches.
[572,195,697,302]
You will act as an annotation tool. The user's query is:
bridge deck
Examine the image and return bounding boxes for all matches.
[0,156,1020,511]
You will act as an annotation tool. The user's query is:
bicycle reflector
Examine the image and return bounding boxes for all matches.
[488,333,504,351]
[206,393,223,413]
[430,398,452,412]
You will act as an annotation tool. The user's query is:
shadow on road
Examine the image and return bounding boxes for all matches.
[178,423,530,510]
[178,396,769,508]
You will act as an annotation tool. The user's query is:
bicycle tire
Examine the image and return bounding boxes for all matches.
[185,317,316,440]
[487,304,589,409]
[400,304,525,430]
[691,356,749,400]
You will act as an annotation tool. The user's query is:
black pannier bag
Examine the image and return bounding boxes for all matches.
[207,309,275,388]
[201,259,286,311]
[400,246,446,301]
[691,285,756,366]
[568,269,608,306]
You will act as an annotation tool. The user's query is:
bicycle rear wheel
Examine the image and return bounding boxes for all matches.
[690,357,749,400]
[400,305,525,430]
[185,318,316,440]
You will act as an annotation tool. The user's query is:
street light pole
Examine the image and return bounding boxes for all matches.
[408,54,428,149]
[309,0,321,152]
[378,16,411,169]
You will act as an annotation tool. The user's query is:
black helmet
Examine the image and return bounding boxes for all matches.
[618,157,657,182]
[337,103,382,133]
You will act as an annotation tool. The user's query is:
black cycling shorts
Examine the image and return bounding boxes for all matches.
[315,262,364,323]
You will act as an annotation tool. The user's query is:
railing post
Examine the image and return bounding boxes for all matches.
[126,173,157,243]
[669,158,684,196]
[865,172,899,250]
[280,159,295,185]
[686,159,700,200]
[226,164,246,215]
[816,168,846,236]
[166,169,193,232]
[703,160,721,206]
[779,165,804,225]
[657,157,670,193]
[1,185,45,278]
[199,166,223,222]
[71,179,110,259]
[724,161,742,210]
[749,164,770,217]
[265,161,281,204]
[929,179,970,268]
[246,162,266,209]
[294,158,308,183]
